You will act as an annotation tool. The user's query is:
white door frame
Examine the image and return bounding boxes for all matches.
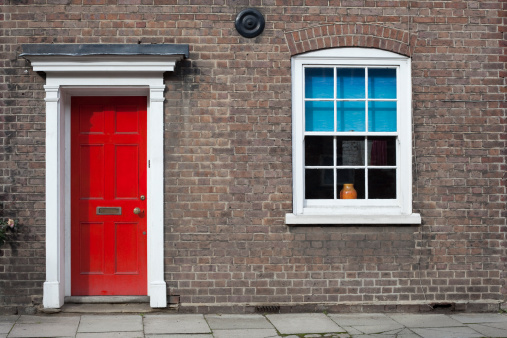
[24,55,184,308]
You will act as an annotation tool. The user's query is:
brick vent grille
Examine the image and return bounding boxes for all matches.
[255,305,281,314]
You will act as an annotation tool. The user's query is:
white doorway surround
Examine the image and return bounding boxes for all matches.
[21,44,188,309]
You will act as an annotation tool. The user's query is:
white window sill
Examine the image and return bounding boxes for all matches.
[285,213,422,225]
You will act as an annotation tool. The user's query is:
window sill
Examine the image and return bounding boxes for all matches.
[285,213,421,225]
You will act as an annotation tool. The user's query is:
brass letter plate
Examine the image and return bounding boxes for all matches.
[96,207,122,215]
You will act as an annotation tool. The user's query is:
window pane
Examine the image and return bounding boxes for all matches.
[368,169,396,199]
[368,101,396,132]
[305,136,333,166]
[368,68,396,99]
[337,101,365,132]
[367,137,396,166]
[305,68,334,99]
[305,169,334,199]
[305,101,334,131]
[336,137,364,166]
[336,68,365,99]
[336,169,365,199]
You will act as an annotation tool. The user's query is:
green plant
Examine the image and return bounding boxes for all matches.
[0,219,18,246]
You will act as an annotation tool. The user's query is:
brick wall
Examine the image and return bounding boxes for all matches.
[0,0,505,313]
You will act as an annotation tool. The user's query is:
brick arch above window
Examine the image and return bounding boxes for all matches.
[285,24,418,57]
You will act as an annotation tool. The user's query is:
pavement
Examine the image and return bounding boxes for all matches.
[1,312,507,338]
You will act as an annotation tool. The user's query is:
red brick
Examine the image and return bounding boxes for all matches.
[0,0,505,314]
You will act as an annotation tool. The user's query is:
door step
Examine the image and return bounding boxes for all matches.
[58,296,154,314]
[59,303,156,314]
[65,296,150,304]
[39,296,178,314]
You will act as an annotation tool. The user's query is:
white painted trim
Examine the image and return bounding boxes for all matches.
[286,213,421,225]
[289,48,420,224]
[44,85,65,308]
[31,55,183,309]
[28,55,181,72]
[147,84,167,308]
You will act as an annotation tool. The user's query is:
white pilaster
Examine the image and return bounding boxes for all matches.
[43,85,65,308]
[147,85,167,308]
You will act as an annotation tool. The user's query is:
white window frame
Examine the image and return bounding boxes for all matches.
[286,48,421,225]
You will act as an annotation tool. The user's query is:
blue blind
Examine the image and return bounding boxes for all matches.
[305,101,334,132]
[368,101,397,132]
[368,68,396,99]
[305,68,333,98]
[337,101,365,132]
[336,68,365,99]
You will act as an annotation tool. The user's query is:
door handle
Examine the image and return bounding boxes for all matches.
[133,207,141,215]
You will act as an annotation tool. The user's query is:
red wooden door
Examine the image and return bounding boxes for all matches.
[71,97,147,296]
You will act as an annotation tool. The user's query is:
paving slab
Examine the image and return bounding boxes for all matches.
[483,321,507,330]
[468,323,507,337]
[450,313,507,324]
[346,324,406,334]
[411,326,482,338]
[0,316,19,323]
[387,328,422,338]
[205,314,273,330]
[0,316,17,334]
[285,334,349,338]
[8,315,80,338]
[328,313,403,334]
[341,326,363,335]
[353,333,421,338]
[145,335,213,338]
[352,335,403,338]
[77,314,143,332]
[0,324,12,335]
[266,313,344,334]
[212,328,279,338]
[9,336,74,338]
[328,313,398,326]
[388,314,463,328]
[15,315,80,324]
[76,332,144,338]
[144,314,210,334]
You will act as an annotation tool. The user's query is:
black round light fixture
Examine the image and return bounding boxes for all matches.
[235,8,265,38]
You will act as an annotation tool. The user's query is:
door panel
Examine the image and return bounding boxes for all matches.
[79,145,105,199]
[71,96,147,296]
[79,105,105,134]
[115,145,139,199]
[79,222,104,274]
[115,106,140,134]
[115,222,139,274]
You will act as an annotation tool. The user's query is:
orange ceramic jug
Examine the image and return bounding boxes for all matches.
[340,183,357,199]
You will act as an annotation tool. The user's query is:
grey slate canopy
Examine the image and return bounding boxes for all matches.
[20,44,189,58]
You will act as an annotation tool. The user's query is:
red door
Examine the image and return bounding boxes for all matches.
[71,97,147,295]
